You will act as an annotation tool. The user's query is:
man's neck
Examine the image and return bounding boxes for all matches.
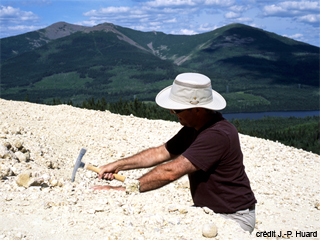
[194,110,216,131]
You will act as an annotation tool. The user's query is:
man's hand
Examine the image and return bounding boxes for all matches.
[98,163,120,180]
[90,185,125,191]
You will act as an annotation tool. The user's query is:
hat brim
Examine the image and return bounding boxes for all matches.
[155,85,227,110]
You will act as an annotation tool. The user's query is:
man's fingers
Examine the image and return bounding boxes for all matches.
[98,172,115,180]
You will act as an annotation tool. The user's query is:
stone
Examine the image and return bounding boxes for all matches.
[0,167,11,179]
[168,205,178,213]
[4,142,11,149]
[203,206,214,215]
[202,222,218,238]
[14,140,23,150]
[15,151,27,162]
[16,172,44,188]
[50,179,59,187]
[0,145,10,158]
[125,179,140,194]
[16,173,32,188]
[0,98,319,240]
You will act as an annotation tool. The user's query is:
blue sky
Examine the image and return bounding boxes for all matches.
[1,0,319,47]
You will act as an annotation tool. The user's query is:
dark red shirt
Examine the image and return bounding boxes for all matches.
[165,112,256,213]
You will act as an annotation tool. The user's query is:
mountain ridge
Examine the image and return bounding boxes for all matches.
[0,22,319,113]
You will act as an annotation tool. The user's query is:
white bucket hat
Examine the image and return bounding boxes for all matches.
[155,73,226,110]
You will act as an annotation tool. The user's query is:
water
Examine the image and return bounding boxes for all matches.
[223,110,320,120]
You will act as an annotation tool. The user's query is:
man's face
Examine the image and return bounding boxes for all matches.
[171,108,197,128]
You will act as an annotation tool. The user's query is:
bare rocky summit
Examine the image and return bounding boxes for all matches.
[0,99,319,239]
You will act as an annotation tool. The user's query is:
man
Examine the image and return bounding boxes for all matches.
[92,73,257,233]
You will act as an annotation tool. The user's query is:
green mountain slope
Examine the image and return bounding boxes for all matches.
[184,24,319,85]
[0,22,319,113]
[1,30,177,103]
[0,22,89,61]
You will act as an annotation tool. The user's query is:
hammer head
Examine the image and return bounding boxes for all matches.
[71,148,87,182]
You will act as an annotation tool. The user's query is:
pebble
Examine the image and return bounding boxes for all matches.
[202,222,218,238]
[0,99,319,240]
[15,151,27,162]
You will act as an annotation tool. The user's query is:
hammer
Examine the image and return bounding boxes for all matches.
[71,148,126,182]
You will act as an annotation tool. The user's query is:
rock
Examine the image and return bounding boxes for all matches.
[0,145,10,158]
[46,160,59,169]
[20,147,27,153]
[202,222,218,238]
[4,142,11,149]
[15,151,27,162]
[24,151,30,161]
[0,167,11,179]
[42,173,51,181]
[179,208,188,214]
[50,179,59,187]
[16,173,32,188]
[168,205,178,213]
[125,179,140,193]
[16,173,44,188]
[28,177,45,187]
[203,206,214,215]
[14,140,23,150]
[1,98,320,240]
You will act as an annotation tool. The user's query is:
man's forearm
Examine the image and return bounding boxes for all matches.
[114,145,173,171]
[138,155,199,192]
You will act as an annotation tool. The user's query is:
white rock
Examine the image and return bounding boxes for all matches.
[15,151,27,162]
[0,145,9,158]
[0,99,319,240]
[202,222,218,238]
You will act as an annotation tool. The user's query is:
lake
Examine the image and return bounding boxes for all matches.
[223,110,320,120]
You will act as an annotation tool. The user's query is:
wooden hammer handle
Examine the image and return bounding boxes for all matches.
[84,163,126,182]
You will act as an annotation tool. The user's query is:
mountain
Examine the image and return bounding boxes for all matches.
[0,22,89,61]
[0,22,319,113]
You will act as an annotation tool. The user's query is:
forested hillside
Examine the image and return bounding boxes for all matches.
[44,97,320,155]
[1,22,319,113]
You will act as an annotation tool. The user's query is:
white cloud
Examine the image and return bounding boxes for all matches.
[145,0,235,7]
[229,5,249,12]
[236,17,253,23]
[298,14,320,23]
[283,33,304,42]
[75,20,97,26]
[289,33,304,38]
[164,18,177,23]
[171,28,198,35]
[204,0,235,7]
[83,7,130,17]
[260,1,320,28]
[0,5,40,24]
[145,0,197,7]
[7,24,42,31]
[225,11,241,19]
[198,23,219,31]
[263,1,320,17]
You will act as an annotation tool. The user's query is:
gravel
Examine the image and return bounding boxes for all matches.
[0,99,319,240]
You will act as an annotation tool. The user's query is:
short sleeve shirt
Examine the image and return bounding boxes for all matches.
[165,112,256,213]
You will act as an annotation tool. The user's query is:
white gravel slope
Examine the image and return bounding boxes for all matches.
[0,99,319,240]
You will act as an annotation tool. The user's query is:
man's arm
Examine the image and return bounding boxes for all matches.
[98,144,175,180]
[138,154,199,192]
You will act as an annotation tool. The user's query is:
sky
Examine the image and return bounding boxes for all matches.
[0,0,319,47]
